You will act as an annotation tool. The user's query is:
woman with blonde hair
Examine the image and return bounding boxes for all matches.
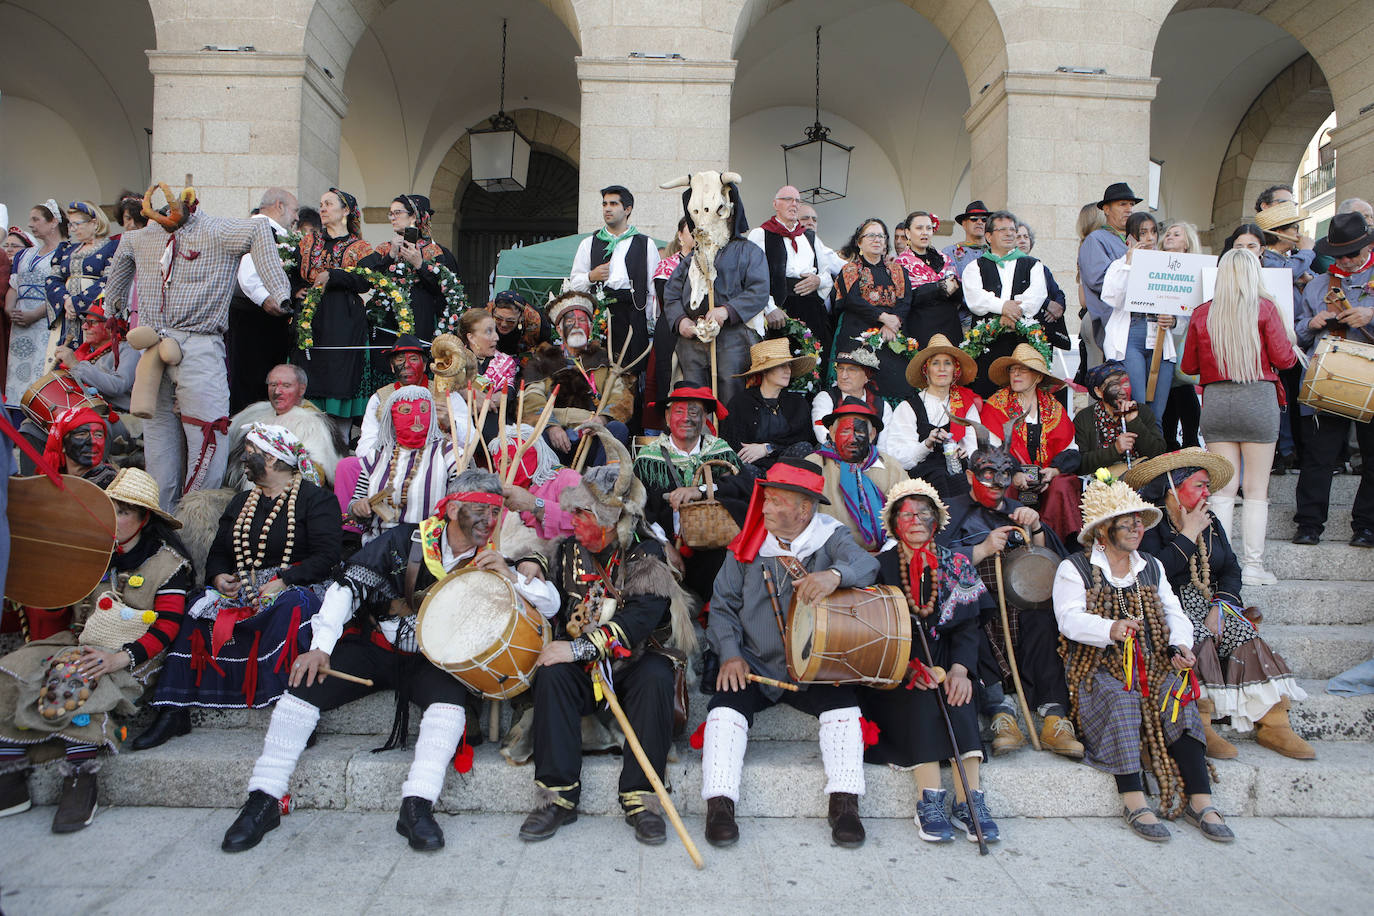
[1181,249,1297,585]
[44,201,118,355]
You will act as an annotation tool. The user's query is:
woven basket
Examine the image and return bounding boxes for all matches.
[678,459,742,550]
[78,592,156,649]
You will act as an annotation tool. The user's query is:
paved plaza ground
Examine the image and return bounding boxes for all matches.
[2,806,1372,914]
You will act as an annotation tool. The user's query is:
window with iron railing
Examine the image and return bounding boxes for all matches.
[1301,160,1335,201]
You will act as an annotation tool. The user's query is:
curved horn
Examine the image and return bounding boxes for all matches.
[659,175,691,190]
[720,172,742,186]
[576,421,634,498]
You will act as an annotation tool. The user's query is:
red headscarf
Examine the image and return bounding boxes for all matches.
[43,406,106,472]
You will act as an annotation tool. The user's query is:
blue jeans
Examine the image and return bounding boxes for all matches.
[1123,317,1173,434]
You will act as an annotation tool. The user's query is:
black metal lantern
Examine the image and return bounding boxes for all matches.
[469,19,531,192]
[782,27,852,204]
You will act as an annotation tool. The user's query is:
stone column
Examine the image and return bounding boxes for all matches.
[146,50,348,218]
[1330,114,1374,208]
[965,70,1156,309]
[575,57,735,240]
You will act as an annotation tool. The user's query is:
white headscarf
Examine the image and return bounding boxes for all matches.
[245,422,320,484]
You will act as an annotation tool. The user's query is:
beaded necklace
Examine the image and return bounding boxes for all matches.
[896,544,938,619]
[379,444,424,514]
[233,475,301,572]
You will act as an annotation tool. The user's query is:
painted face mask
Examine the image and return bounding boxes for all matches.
[562,313,591,350]
[64,422,106,468]
[967,446,1016,508]
[1101,373,1132,412]
[667,401,704,444]
[572,508,614,553]
[391,398,431,449]
[391,352,426,387]
[242,450,269,483]
[1174,469,1210,511]
[832,415,872,463]
[456,503,499,546]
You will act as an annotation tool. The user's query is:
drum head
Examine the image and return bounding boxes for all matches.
[788,600,815,674]
[417,567,518,666]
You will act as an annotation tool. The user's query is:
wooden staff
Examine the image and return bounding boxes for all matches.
[707,283,718,400]
[496,389,510,480]
[454,388,494,476]
[994,550,1042,752]
[319,666,373,687]
[1145,323,1167,401]
[591,665,704,870]
[746,673,799,693]
[489,386,559,553]
[909,611,988,856]
[447,390,466,468]
[571,330,630,471]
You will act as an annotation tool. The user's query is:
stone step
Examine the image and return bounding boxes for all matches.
[1259,623,1374,680]
[1262,542,1374,581]
[26,732,1372,819]
[1278,679,1374,743]
[1265,507,1353,539]
[1265,473,1358,505]
[1242,580,1374,625]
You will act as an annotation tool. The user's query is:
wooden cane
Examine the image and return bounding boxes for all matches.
[994,552,1042,752]
[496,389,510,480]
[707,284,718,400]
[1145,323,1167,402]
[572,332,632,471]
[319,666,374,687]
[455,390,494,475]
[591,666,705,870]
[909,615,988,856]
[490,387,560,552]
[746,673,799,693]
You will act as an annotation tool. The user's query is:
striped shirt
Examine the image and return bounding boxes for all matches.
[354,440,457,541]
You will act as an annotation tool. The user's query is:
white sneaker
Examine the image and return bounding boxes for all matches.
[1241,564,1278,586]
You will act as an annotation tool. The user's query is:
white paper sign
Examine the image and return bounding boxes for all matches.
[1124,250,1217,317]
[1201,267,1295,331]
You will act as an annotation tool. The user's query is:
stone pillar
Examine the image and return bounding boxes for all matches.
[1330,114,1374,209]
[146,51,347,218]
[575,57,735,240]
[965,70,1156,308]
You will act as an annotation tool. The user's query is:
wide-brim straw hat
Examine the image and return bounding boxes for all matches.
[1121,447,1235,495]
[106,467,181,528]
[1255,201,1309,233]
[988,343,1063,390]
[882,477,950,536]
[1078,474,1161,546]
[734,336,817,379]
[906,333,977,388]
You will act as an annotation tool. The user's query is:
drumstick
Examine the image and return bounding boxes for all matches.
[746,673,799,692]
[319,666,373,687]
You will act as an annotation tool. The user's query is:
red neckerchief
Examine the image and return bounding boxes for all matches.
[761,216,806,252]
[907,545,937,607]
[75,338,115,362]
[1328,250,1374,279]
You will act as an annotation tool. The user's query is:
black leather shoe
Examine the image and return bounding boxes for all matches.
[222,790,280,852]
[131,707,191,751]
[704,795,739,847]
[396,796,444,851]
[1292,529,1321,546]
[626,808,667,845]
[518,801,577,842]
[828,792,866,848]
[1351,530,1374,548]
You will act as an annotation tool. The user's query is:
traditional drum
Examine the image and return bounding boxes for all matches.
[21,370,109,428]
[786,585,911,688]
[416,566,549,699]
[1300,336,1374,423]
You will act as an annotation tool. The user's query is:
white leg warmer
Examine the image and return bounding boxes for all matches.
[1241,498,1271,568]
[1210,494,1236,545]
[700,707,749,802]
[401,703,466,803]
[818,706,866,797]
[247,693,320,799]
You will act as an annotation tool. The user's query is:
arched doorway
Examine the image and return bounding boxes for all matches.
[454,150,578,301]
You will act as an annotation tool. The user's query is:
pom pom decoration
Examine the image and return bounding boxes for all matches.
[859,717,881,748]
[98,597,114,611]
[689,721,706,750]
[452,735,474,774]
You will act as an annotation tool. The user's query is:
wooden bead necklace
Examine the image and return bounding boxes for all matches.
[233,475,301,572]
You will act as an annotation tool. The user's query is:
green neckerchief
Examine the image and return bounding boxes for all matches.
[595,225,639,257]
[981,247,1026,266]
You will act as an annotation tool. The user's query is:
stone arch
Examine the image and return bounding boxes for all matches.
[1210,54,1332,245]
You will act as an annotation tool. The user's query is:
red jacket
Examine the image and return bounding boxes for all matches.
[1182,298,1297,403]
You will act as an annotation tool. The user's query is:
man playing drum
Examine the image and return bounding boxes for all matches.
[520,429,694,846]
[221,469,557,854]
[701,456,879,849]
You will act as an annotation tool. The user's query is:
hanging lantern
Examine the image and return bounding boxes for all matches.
[781,27,852,204]
[469,19,530,192]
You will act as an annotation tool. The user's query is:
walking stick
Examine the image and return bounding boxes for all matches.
[994,550,1042,752]
[707,283,719,400]
[1145,323,1167,401]
[571,330,650,472]
[909,612,989,856]
[591,666,705,870]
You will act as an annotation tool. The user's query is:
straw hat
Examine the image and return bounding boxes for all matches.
[1121,447,1234,495]
[906,333,976,389]
[734,336,817,379]
[106,467,182,528]
[882,477,949,536]
[1255,201,1309,233]
[988,343,1063,390]
[1077,472,1161,546]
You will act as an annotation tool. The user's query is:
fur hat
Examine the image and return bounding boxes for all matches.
[557,424,646,545]
[548,290,597,327]
[1078,469,1162,546]
[882,477,949,537]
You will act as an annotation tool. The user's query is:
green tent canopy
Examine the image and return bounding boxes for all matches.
[492,232,665,308]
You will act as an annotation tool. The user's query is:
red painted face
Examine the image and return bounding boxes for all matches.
[1175,470,1210,511]
[391,398,430,448]
[893,497,938,549]
[391,352,426,387]
[572,508,613,552]
[63,422,106,468]
[667,401,704,444]
[832,415,872,463]
[969,475,1002,509]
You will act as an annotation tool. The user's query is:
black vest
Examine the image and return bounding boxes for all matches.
[974,255,1037,300]
[590,233,649,311]
[764,228,819,305]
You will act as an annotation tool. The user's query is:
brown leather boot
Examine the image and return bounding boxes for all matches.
[990,712,1025,756]
[1254,698,1316,759]
[1197,697,1238,759]
[1039,715,1085,759]
[827,792,865,848]
[704,795,739,848]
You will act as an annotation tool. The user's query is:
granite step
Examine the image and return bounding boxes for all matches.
[1262,542,1374,581]
[1240,580,1374,625]
[1258,624,1374,680]
[1265,473,1358,505]
[26,732,1372,819]
[1265,507,1353,539]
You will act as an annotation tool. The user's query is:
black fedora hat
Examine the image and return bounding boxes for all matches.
[384,333,429,359]
[756,455,830,504]
[1314,212,1374,259]
[1097,182,1143,209]
[955,200,991,223]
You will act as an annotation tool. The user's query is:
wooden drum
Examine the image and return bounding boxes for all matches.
[1300,336,1374,423]
[416,566,549,700]
[21,370,108,429]
[786,585,911,689]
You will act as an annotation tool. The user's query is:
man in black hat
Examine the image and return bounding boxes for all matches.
[941,200,992,279]
[1293,212,1374,548]
[700,455,879,849]
[357,334,432,455]
[570,185,659,369]
[1077,182,1142,356]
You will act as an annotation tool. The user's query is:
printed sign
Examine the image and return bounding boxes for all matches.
[1124,250,1218,317]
